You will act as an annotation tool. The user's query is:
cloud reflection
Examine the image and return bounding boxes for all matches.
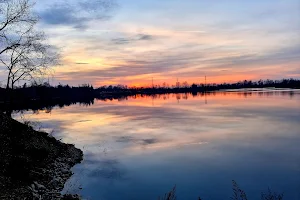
[15,91,300,200]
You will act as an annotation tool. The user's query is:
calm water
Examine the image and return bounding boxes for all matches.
[14,90,300,200]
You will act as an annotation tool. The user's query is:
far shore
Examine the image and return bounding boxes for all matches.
[0,87,299,113]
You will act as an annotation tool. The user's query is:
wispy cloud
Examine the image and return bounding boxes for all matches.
[75,62,90,65]
[39,0,117,29]
[55,42,300,85]
[111,34,154,45]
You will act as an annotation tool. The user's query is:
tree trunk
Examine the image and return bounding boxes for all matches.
[5,79,13,117]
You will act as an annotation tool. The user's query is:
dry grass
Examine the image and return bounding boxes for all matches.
[231,180,248,200]
[158,186,177,200]
[159,181,284,200]
[261,189,283,200]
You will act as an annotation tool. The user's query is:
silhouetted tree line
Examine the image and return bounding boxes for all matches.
[95,78,300,95]
[200,79,300,91]
[0,78,299,112]
[0,83,94,112]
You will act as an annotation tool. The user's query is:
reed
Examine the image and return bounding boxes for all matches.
[158,181,284,200]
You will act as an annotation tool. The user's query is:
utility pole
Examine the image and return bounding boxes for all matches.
[204,76,207,92]
[152,77,154,88]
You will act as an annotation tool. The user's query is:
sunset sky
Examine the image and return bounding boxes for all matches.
[2,0,300,87]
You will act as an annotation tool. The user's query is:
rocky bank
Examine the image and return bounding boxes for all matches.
[0,113,83,199]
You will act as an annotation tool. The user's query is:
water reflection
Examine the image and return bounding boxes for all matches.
[13,90,300,200]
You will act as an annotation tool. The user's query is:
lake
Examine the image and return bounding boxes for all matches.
[13,90,300,200]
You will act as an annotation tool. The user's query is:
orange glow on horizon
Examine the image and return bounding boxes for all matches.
[96,73,257,88]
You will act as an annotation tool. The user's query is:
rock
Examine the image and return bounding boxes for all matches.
[32,192,40,199]
[28,184,39,194]
[61,168,69,174]
[48,177,63,186]
[34,181,46,190]
[62,194,81,200]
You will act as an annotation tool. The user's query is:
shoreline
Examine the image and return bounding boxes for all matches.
[0,113,83,200]
[1,88,298,112]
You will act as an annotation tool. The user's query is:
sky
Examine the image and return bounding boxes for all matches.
[2,0,300,87]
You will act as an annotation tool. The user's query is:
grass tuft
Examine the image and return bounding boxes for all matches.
[158,185,177,200]
[231,180,248,200]
[159,181,284,200]
[261,188,283,200]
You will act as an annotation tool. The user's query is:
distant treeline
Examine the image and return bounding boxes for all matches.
[0,79,299,111]
[96,78,300,95]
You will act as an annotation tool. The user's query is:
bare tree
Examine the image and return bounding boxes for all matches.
[0,0,58,91]
[0,0,37,54]
[1,30,58,90]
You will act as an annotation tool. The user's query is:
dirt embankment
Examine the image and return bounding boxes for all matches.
[0,113,83,200]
